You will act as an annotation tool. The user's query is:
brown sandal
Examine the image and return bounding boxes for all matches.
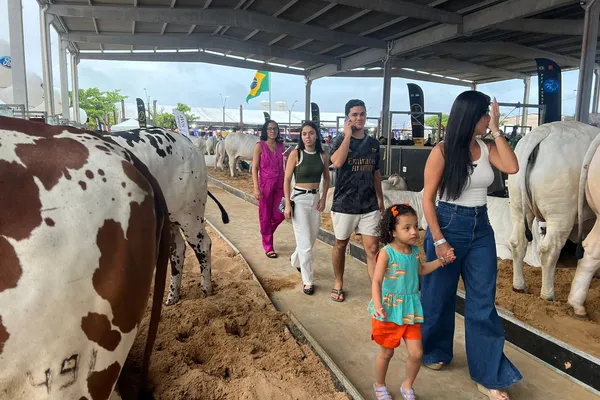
[331,288,345,302]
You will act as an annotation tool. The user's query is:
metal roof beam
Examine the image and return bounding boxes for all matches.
[337,68,473,87]
[47,4,387,49]
[425,41,590,68]
[309,0,580,79]
[499,18,584,36]
[78,51,305,75]
[393,58,528,80]
[65,32,338,64]
[319,0,462,24]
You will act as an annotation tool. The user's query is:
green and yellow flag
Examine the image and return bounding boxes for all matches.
[246,70,270,103]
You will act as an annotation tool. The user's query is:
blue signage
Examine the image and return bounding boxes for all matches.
[0,56,11,69]
[543,78,560,93]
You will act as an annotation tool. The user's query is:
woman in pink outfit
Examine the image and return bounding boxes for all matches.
[252,120,286,258]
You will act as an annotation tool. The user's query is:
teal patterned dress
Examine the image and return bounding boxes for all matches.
[367,245,424,325]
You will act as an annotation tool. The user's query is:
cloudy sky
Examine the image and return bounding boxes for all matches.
[0,0,583,123]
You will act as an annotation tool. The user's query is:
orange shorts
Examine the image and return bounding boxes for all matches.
[371,318,422,348]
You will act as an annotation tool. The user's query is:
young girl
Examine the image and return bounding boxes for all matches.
[368,204,455,400]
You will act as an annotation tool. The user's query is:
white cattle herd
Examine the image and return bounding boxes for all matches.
[0,117,599,398]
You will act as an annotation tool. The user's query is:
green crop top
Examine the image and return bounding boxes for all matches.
[294,149,324,184]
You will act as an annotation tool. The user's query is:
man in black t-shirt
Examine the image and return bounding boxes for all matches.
[329,99,384,302]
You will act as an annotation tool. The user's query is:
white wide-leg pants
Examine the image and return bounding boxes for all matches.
[290,191,320,285]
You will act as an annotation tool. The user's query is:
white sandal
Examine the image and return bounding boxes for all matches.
[477,384,510,400]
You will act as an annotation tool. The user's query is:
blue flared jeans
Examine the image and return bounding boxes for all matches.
[421,201,523,389]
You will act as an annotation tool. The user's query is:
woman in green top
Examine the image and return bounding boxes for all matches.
[283,121,330,295]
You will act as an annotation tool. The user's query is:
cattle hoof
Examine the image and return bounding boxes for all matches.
[540,294,555,301]
[574,311,589,320]
[512,287,527,294]
[165,294,180,306]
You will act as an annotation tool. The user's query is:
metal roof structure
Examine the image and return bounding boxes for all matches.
[40,0,597,86]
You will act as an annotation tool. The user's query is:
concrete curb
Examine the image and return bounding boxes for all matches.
[205,219,365,400]
[207,174,600,395]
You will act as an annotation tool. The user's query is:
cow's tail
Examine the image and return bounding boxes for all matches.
[519,128,553,242]
[208,190,230,224]
[576,134,600,259]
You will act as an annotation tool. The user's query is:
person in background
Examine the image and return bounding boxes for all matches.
[283,121,330,295]
[329,99,384,302]
[252,120,286,259]
[421,91,522,400]
[369,204,455,400]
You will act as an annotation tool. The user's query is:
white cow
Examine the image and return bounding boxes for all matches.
[214,139,226,171]
[508,121,600,300]
[0,117,169,399]
[569,134,600,317]
[224,132,259,177]
[381,174,409,191]
[109,128,229,306]
[205,135,217,155]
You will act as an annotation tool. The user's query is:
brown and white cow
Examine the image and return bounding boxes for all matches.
[108,128,229,306]
[0,117,169,399]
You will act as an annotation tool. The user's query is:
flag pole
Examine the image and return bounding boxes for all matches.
[268,72,272,117]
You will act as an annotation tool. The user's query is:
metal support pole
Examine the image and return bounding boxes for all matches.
[70,52,80,123]
[471,83,477,91]
[575,0,600,123]
[521,77,531,134]
[304,75,312,122]
[59,40,70,120]
[382,50,393,175]
[40,6,55,116]
[8,0,28,111]
[593,69,600,114]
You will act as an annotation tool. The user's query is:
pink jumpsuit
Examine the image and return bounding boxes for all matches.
[258,141,286,253]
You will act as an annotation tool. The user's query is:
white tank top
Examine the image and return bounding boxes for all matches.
[441,138,494,207]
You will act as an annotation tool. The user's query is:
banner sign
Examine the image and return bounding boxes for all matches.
[263,111,271,122]
[407,83,425,146]
[311,102,321,130]
[136,97,147,128]
[536,58,562,124]
[174,110,189,136]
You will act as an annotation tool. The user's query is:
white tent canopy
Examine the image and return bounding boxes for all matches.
[111,118,139,131]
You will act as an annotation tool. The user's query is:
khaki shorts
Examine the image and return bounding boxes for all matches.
[331,209,381,240]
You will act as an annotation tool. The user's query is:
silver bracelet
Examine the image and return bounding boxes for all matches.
[434,238,447,247]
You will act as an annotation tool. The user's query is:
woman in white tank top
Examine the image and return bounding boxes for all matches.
[421,91,521,400]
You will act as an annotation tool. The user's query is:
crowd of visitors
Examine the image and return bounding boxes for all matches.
[250,92,521,400]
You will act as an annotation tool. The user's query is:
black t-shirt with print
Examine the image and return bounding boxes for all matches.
[329,133,380,214]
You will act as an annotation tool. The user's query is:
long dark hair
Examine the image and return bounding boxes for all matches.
[260,119,281,141]
[378,204,418,244]
[439,90,491,200]
[297,121,324,153]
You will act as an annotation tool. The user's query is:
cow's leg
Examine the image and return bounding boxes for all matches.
[539,224,571,301]
[166,225,186,306]
[568,222,600,317]
[510,211,533,293]
[215,150,221,170]
[229,155,237,177]
[181,217,212,297]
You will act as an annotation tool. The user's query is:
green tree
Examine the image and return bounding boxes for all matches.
[154,103,196,129]
[69,88,127,129]
[424,114,449,128]
[154,108,176,129]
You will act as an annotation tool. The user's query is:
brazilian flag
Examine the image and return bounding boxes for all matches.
[246,70,270,103]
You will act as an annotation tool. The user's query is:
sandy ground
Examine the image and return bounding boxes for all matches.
[207,169,600,359]
[118,228,350,400]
